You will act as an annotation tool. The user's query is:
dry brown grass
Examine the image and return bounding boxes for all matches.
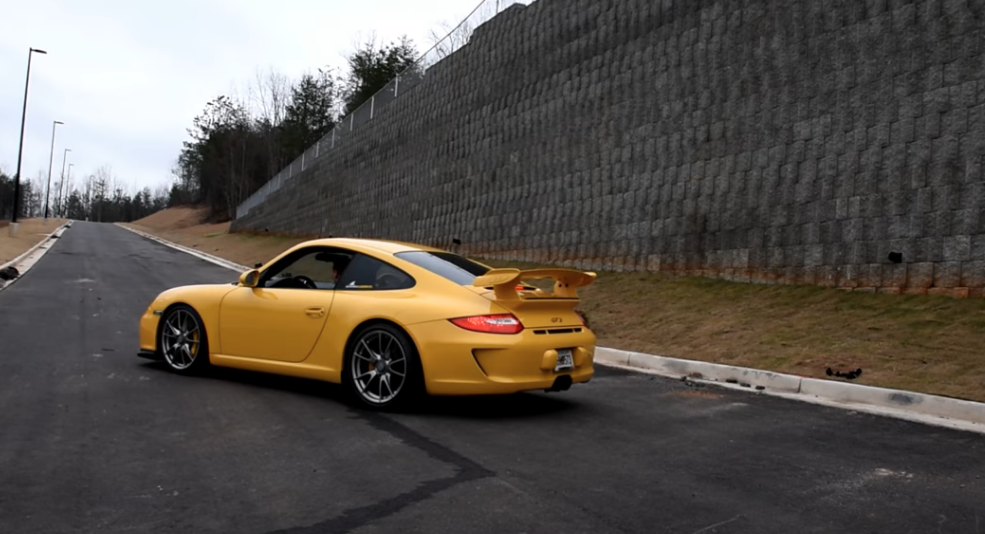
[0,217,68,265]
[485,258,985,402]
[127,207,985,402]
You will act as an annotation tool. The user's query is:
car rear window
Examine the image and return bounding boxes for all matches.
[394,251,490,285]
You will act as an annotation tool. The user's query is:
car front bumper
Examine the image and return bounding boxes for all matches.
[137,349,161,361]
[406,320,596,396]
[138,306,161,355]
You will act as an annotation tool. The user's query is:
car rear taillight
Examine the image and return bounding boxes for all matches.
[449,314,523,334]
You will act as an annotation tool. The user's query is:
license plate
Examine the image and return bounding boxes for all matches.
[555,349,574,371]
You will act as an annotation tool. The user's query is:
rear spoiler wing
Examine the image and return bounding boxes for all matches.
[472,268,597,300]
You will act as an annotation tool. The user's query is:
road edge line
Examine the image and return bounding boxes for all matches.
[0,220,73,293]
[112,224,985,435]
[115,223,250,272]
[595,347,985,435]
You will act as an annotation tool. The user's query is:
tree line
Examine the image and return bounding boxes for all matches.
[0,166,171,223]
[171,37,419,222]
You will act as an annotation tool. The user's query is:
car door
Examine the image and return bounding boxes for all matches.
[218,246,353,362]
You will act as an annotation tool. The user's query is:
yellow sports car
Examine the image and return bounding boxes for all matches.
[137,238,597,409]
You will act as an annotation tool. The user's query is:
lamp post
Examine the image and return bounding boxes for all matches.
[44,120,64,220]
[10,47,47,235]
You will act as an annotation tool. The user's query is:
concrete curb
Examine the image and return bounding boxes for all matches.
[115,224,251,272]
[595,347,985,435]
[115,225,985,435]
[597,347,803,393]
[0,220,73,293]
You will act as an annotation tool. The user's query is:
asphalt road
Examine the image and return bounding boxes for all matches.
[1,221,984,534]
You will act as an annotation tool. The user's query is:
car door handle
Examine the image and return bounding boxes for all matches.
[305,307,326,317]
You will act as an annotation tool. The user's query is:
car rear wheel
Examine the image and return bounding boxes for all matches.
[159,304,209,374]
[343,323,423,410]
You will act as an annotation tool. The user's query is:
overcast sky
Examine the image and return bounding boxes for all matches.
[0,0,511,195]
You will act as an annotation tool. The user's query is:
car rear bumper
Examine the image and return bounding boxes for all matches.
[406,320,596,396]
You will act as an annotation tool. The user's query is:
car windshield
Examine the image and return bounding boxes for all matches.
[394,251,490,285]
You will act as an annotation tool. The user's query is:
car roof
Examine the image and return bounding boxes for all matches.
[295,237,447,255]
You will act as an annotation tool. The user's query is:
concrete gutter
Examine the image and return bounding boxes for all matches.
[595,347,985,435]
[0,220,73,293]
[117,223,985,436]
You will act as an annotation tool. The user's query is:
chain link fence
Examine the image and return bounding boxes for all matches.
[235,0,533,220]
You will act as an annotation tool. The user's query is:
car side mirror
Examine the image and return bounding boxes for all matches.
[239,269,260,288]
[254,262,262,268]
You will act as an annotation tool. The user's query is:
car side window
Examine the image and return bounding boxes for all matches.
[336,254,415,290]
[259,247,355,290]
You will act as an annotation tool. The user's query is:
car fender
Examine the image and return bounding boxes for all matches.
[143,284,240,354]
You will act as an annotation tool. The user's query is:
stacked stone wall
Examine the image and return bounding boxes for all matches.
[232,0,985,295]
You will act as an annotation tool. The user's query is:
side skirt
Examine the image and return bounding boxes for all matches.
[209,353,340,384]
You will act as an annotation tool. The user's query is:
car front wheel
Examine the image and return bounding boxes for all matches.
[159,304,209,374]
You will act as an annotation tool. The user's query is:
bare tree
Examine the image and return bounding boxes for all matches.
[26,169,46,217]
[426,0,500,63]
[250,66,290,127]
[87,165,114,222]
[221,96,252,220]
[54,171,67,217]
[82,174,94,220]
[250,67,292,176]
[55,166,75,218]
[153,183,170,206]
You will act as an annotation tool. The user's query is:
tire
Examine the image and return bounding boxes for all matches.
[343,323,424,411]
[158,304,210,375]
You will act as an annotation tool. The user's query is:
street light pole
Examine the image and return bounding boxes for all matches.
[44,120,64,220]
[11,47,47,230]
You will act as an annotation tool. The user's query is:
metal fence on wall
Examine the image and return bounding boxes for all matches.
[235,0,532,220]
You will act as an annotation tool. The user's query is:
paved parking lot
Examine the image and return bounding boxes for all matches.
[1,222,983,533]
